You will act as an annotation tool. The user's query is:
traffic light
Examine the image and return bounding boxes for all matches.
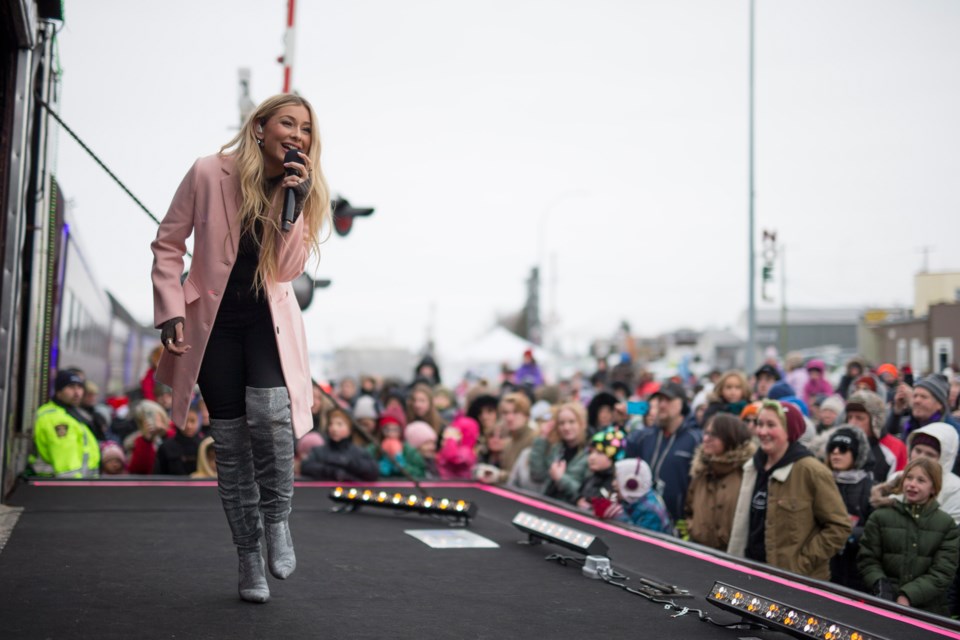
[332,197,374,237]
[293,273,332,310]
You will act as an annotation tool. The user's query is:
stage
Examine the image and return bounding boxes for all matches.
[1,480,958,639]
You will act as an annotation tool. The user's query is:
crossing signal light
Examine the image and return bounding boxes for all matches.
[293,274,332,310]
[332,197,374,237]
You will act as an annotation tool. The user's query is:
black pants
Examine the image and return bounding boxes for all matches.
[197,300,285,420]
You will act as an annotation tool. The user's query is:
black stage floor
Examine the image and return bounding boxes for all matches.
[2,480,960,640]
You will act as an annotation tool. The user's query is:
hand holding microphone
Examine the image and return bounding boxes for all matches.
[281,148,309,232]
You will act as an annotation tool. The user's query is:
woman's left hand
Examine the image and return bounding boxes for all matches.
[282,151,311,189]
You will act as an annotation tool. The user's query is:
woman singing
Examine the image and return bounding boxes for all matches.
[151,94,330,603]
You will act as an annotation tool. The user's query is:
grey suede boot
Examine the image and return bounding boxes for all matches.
[209,416,268,601]
[246,386,297,580]
[238,550,270,603]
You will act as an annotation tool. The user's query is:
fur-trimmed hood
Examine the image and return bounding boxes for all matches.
[907,422,959,475]
[690,439,757,479]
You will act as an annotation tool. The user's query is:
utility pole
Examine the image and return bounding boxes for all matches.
[280,0,297,92]
[779,245,787,357]
[746,0,757,373]
[917,245,934,273]
[238,68,255,127]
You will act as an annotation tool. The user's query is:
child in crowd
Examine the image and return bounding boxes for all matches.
[369,413,426,479]
[407,382,445,435]
[610,457,673,533]
[405,421,439,478]
[155,408,204,475]
[100,442,126,475]
[824,427,873,591]
[577,427,626,512]
[435,416,478,480]
[817,395,845,434]
[859,457,960,615]
[352,395,379,444]
[703,370,750,424]
[433,386,458,424]
[871,423,960,524]
[126,400,168,475]
[301,407,378,482]
[294,431,324,476]
[191,437,217,479]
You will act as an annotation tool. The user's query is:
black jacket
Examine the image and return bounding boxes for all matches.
[301,437,378,482]
[155,431,203,475]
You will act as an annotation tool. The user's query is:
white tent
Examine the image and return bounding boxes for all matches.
[443,326,555,386]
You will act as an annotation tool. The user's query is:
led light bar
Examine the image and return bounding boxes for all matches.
[329,487,478,524]
[512,511,609,557]
[707,582,885,640]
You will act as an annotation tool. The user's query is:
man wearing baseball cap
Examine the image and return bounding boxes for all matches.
[30,369,101,478]
[625,380,700,522]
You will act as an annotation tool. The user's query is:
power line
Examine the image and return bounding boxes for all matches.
[34,95,190,257]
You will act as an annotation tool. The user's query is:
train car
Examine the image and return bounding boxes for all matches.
[54,215,155,399]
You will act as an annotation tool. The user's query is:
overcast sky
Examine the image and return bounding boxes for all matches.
[54,1,960,363]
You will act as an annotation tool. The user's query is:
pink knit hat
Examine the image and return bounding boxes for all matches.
[404,421,437,449]
[296,431,325,459]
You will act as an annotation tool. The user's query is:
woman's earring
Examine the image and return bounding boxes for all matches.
[256,138,264,147]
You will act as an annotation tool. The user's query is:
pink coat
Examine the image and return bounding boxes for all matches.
[151,154,314,439]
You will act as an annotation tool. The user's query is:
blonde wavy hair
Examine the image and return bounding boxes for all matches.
[219,93,331,293]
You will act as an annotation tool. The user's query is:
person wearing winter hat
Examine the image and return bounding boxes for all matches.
[824,426,874,591]
[812,390,904,484]
[352,395,379,434]
[301,407,378,482]
[727,399,851,580]
[528,402,590,505]
[100,441,127,475]
[577,427,627,514]
[435,416,479,480]
[30,370,101,478]
[513,348,544,388]
[802,359,835,407]
[624,381,701,522]
[817,395,845,434]
[739,401,763,434]
[853,375,878,394]
[587,391,619,436]
[368,413,426,479]
[295,431,325,463]
[401,420,438,478]
[684,414,756,550]
[870,422,960,525]
[609,457,673,533]
[888,374,960,453]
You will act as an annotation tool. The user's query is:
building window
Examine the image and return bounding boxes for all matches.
[934,338,954,374]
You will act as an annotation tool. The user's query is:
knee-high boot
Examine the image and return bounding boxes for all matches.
[246,386,296,580]
[209,416,269,603]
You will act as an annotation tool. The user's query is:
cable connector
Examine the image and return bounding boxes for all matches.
[582,555,612,580]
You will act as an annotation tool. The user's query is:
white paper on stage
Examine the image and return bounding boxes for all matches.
[404,529,500,549]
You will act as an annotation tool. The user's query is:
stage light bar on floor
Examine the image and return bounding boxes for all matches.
[329,487,478,525]
[707,581,883,640]
[512,511,609,557]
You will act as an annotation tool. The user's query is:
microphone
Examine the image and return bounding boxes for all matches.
[281,147,301,232]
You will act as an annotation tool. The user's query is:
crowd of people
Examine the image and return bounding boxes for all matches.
[29,346,960,616]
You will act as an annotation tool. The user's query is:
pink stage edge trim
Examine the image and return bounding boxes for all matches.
[28,479,960,638]
[478,484,960,640]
